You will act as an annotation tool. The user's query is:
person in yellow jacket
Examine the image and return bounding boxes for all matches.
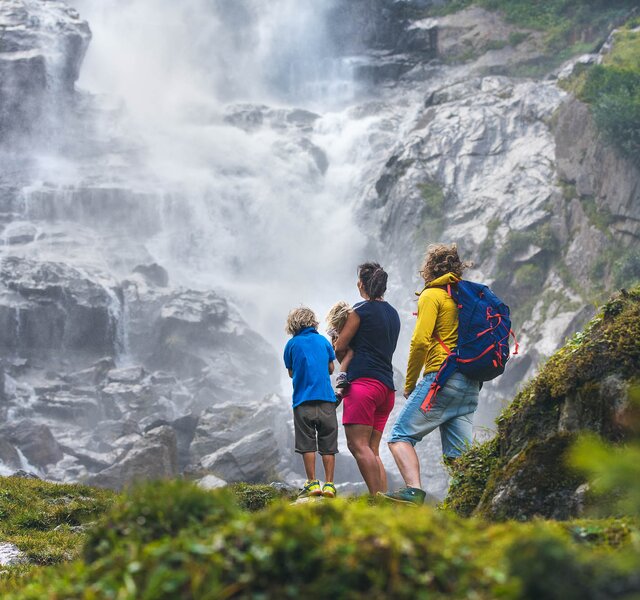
[382,243,480,505]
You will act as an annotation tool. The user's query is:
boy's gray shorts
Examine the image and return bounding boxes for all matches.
[293,400,339,455]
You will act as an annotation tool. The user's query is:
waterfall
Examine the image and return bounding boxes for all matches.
[53,0,395,353]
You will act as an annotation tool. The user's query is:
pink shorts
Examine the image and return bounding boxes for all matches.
[342,377,396,432]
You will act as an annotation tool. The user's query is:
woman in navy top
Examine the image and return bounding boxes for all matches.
[335,262,400,494]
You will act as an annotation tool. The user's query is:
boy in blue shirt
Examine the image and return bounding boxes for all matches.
[284,306,339,498]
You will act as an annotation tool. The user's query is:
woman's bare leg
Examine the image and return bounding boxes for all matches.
[369,428,387,492]
[345,424,384,494]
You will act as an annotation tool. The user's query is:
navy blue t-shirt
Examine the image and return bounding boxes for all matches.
[283,327,336,408]
[347,300,400,391]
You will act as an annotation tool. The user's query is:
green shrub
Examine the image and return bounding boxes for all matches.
[577,27,640,165]
[83,480,238,562]
[230,482,295,511]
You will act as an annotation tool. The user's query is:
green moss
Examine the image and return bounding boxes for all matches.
[442,437,500,517]
[478,218,501,262]
[418,181,445,220]
[485,39,509,51]
[508,30,530,46]
[0,477,115,566]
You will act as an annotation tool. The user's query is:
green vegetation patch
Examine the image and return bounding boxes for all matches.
[2,480,640,600]
[426,0,636,75]
[418,181,446,220]
[573,25,640,166]
[0,476,115,566]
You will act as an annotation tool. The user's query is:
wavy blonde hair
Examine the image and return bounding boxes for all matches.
[325,301,351,336]
[419,243,472,283]
[285,306,319,336]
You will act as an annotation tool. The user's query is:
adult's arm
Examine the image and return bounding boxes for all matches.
[405,291,439,394]
[334,310,360,363]
[288,368,293,379]
[328,361,335,375]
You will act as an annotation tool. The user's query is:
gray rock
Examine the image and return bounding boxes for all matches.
[132,263,169,287]
[0,257,121,363]
[66,357,116,386]
[0,438,21,470]
[32,392,105,426]
[196,474,227,490]
[0,0,91,137]
[10,470,39,479]
[107,366,146,384]
[0,542,28,566]
[89,425,178,490]
[4,419,63,468]
[199,428,280,483]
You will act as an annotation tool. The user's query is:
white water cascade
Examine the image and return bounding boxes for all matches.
[60,0,396,353]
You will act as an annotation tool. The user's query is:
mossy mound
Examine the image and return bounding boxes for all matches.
[445,287,640,520]
[1,481,639,599]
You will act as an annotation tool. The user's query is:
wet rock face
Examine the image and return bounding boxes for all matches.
[2,419,64,468]
[88,425,178,490]
[0,257,121,363]
[123,281,280,402]
[555,97,640,245]
[0,0,91,137]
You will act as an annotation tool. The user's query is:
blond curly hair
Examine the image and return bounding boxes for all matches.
[419,243,472,283]
[285,306,319,336]
[325,301,351,338]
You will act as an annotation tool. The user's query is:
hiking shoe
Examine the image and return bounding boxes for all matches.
[378,487,426,506]
[322,482,337,498]
[335,372,349,389]
[298,479,322,498]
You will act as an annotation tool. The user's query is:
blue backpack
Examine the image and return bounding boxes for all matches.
[419,280,519,413]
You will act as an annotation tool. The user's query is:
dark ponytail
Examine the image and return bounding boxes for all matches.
[358,262,388,300]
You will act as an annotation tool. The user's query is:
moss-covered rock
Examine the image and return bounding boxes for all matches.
[445,287,640,520]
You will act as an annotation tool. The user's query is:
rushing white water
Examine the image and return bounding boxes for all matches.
[56,0,403,355]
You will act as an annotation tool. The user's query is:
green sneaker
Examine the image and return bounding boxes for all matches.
[378,487,426,506]
[322,482,337,498]
[298,479,322,498]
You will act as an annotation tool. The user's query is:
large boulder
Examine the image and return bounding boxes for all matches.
[3,419,63,468]
[0,257,122,363]
[88,425,178,490]
[123,282,280,405]
[199,429,280,483]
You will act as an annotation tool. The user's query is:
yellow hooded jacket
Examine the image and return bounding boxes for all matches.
[404,272,460,394]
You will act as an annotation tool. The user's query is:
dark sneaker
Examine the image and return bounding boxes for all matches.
[335,372,349,389]
[378,487,426,506]
[298,479,322,498]
[322,482,337,498]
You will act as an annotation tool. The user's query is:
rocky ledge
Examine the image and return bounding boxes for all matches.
[0,0,90,137]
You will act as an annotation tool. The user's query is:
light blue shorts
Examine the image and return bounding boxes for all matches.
[387,371,480,458]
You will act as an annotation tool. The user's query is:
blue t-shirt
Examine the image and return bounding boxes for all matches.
[283,327,336,408]
[347,300,400,391]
